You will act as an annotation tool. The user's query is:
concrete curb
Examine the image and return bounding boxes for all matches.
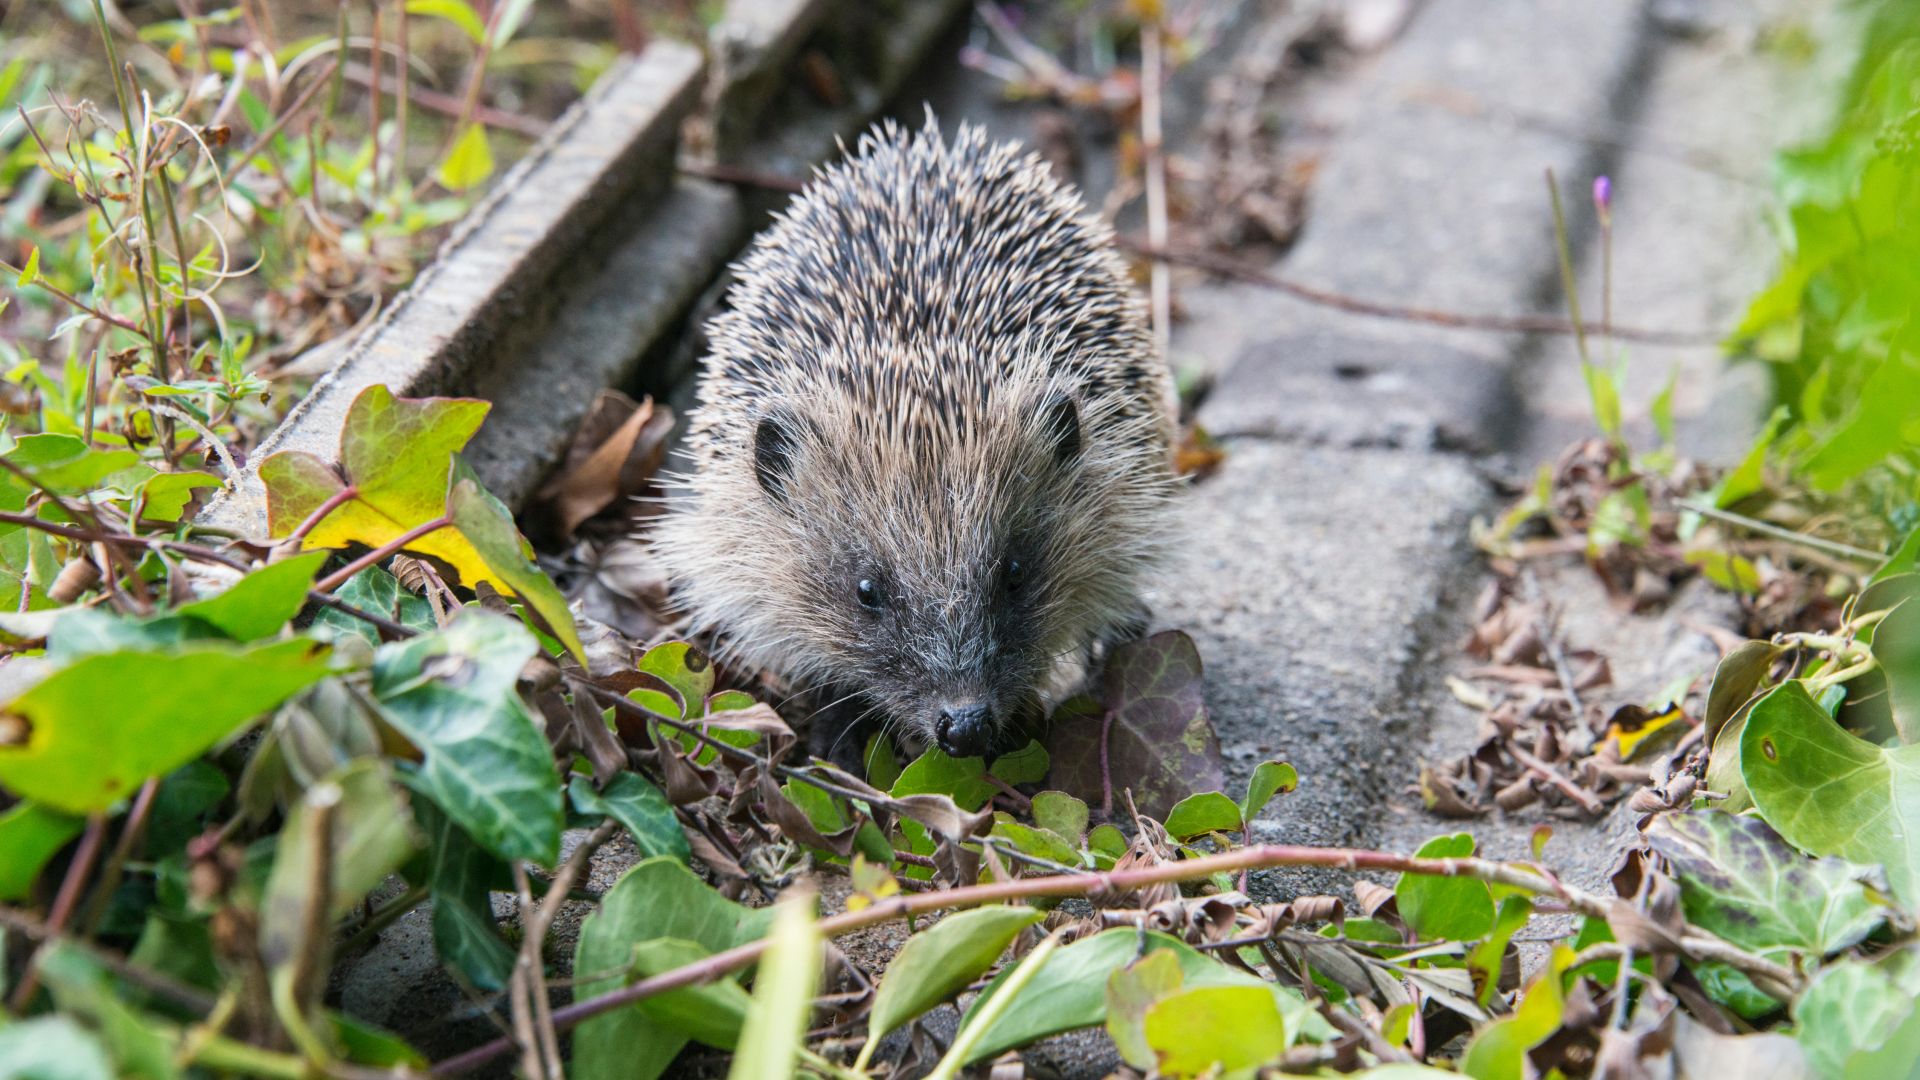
[201,43,707,536]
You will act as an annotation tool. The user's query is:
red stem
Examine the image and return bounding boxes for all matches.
[312,514,453,593]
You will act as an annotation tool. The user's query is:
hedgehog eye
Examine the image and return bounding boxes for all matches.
[855,578,884,611]
[1004,558,1027,594]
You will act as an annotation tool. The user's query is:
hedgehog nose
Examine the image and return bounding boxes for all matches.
[936,702,993,758]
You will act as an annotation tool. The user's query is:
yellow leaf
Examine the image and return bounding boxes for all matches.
[436,123,493,192]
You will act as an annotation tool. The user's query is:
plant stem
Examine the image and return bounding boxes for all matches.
[8,813,108,1012]
[427,839,1795,1077]
[1676,500,1885,564]
[1545,168,1591,366]
[312,513,454,593]
[286,484,360,543]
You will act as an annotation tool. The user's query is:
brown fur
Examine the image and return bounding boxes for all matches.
[651,117,1177,756]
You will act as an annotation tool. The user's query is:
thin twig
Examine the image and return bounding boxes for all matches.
[1677,500,1885,564]
[7,813,109,1011]
[312,513,452,593]
[427,840,1795,1076]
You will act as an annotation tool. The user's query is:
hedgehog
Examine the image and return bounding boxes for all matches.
[650,116,1178,763]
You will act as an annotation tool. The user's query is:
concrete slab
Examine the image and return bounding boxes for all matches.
[1202,329,1521,451]
[1513,0,1855,466]
[1147,439,1494,868]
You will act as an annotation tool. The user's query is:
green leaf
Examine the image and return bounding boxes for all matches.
[37,945,180,1080]
[370,612,563,866]
[0,1016,114,1080]
[1395,833,1496,941]
[1869,578,1920,744]
[134,471,219,523]
[863,731,901,790]
[958,927,1318,1063]
[414,799,514,992]
[261,386,503,593]
[1143,985,1287,1078]
[1742,680,1920,907]
[1105,948,1185,1070]
[1030,790,1088,844]
[1164,791,1243,839]
[0,800,83,900]
[1581,360,1623,439]
[1241,759,1299,823]
[1793,958,1920,1078]
[0,639,335,813]
[727,890,819,1080]
[1461,946,1572,1080]
[405,0,485,42]
[893,747,994,810]
[16,245,39,288]
[174,551,329,641]
[861,905,1044,1059]
[259,760,419,974]
[572,857,776,1080]
[1645,810,1883,956]
[989,818,1081,867]
[310,566,433,645]
[990,740,1049,786]
[436,122,493,192]
[636,640,715,720]
[446,456,585,665]
[568,772,690,863]
[612,939,754,1048]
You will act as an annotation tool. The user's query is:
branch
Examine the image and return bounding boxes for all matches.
[428,838,1794,1076]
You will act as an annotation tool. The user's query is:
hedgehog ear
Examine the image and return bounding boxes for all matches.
[753,411,799,508]
[1041,393,1081,464]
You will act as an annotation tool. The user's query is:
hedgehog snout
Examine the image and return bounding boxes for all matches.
[935,700,994,758]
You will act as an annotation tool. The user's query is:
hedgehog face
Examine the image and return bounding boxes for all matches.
[744,366,1101,758]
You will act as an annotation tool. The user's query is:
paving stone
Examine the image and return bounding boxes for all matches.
[1147,440,1494,860]
[1202,329,1522,451]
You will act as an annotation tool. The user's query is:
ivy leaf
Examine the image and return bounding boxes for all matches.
[568,772,690,863]
[0,801,83,900]
[414,799,515,993]
[370,612,563,866]
[1164,791,1243,840]
[573,857,776,1080]
[446,455,585,665]
[0,639,335,813]
[1742,680,1920,907]
[1044,631,1226,819]
[1105,949,1185,1070]
[1241,759,1299,824]
[436,122,493,192]
[261,386,504,593]
[958,927,1320,1064]
[1792,957,1920,1078]
[172,551,329,641]
[134,470,220,524]
[860,905,1044,1061]
[1644,810,1884,957]
[1030,790,1088,844]
[1395,833,1496,941]
[1143,985,1287,1078]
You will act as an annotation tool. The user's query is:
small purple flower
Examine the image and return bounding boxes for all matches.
[1592,175,1613,222]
